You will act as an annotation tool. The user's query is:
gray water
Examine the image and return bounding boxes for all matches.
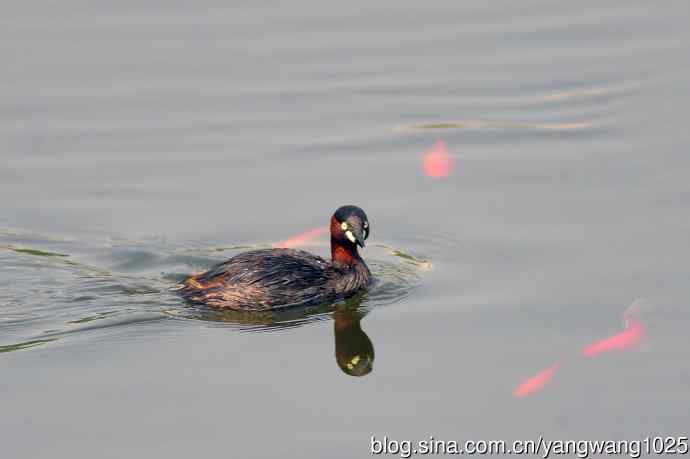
[2,1,690,458]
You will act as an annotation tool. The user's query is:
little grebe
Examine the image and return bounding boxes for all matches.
[179,205,371,310]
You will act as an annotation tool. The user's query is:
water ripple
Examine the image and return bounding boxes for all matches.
[0,229,426,351]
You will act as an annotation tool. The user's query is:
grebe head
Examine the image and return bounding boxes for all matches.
[331,205,370,249]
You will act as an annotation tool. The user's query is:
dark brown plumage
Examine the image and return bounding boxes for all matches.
[179,205,371,310]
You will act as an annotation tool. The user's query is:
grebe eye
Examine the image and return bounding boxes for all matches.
[340,222,348,231]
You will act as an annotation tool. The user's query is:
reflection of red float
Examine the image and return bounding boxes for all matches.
[513,361,560,398]
[514,305,647,398]
[422,140,453,178]
[273,226,328,249]
[581,315,644,357]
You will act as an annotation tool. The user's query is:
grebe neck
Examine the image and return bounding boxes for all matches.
[331,237,361,267]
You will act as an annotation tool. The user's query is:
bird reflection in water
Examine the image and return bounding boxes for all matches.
[183,293,375,377]
[333,307,374,376]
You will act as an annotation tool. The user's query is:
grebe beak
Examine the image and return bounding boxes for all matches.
[354,232,366,248]
[344,226,366,248]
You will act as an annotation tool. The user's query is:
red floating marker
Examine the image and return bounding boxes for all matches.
[422,140,454,179]
[513,361,560,398]
[513,300,649,398]
[272,226,328,249]
[581,315,645,357]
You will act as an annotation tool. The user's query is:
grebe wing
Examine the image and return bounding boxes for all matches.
[193,248,333,289]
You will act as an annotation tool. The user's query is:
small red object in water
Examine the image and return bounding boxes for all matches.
[581,315,645,357]
[513,362,560,398]
[273,226,328,249]
[513,302,648,399]
[422,140,453,178]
